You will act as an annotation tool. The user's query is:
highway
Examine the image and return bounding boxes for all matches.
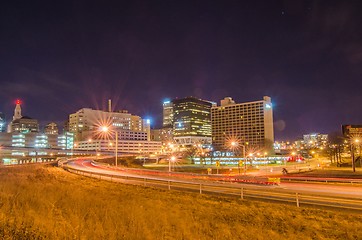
[63,158,362,211]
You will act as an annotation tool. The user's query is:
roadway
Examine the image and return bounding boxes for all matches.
[66,159,362,200]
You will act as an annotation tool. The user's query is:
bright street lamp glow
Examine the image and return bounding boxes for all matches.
[100,126,109,132]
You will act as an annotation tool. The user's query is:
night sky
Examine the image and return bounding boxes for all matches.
[1,0,362,140]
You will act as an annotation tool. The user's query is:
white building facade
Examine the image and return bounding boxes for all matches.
[211,96,274,152]
[69,108,150,142]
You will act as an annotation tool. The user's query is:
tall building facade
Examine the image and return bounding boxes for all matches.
[13,99,22,120]
[172,97,213,145]
[211,96,274,152]
[162,100,173,128]
[69,108,150,142]
[7,100,22,132]
[0,112,5,132]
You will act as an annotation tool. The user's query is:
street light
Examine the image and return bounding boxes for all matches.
[230,141,246,175]
[169,156,176,172]
[100,126,118,167]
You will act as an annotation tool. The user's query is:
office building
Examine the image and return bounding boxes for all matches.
[0,132,73,149]
[0,113,5,132]
[150,128,173,142]
[162,100,173,128]
[68,108,150,141]
[342,125,362,138]
[11,116,39,133]
[7,100,39,133]
[303,133,328,149]
[75,139,162,154]
[172,97,213,145]
[44,122,59,135]
[211,96,274,152]
[68,102,160,154]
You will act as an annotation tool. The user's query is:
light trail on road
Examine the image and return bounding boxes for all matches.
[67,159,362,199]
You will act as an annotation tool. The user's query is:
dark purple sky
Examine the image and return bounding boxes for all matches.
[1,0,362,140]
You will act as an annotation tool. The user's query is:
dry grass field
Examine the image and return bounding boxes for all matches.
[0,164,361,240]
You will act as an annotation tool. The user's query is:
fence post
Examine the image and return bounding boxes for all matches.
[168,181,171,190]
[241,187,244,199]
[200,184,202,194]
[144,178,146,186]
[296,193,300,207]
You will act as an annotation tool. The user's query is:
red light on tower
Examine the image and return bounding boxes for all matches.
[16,99,21,105]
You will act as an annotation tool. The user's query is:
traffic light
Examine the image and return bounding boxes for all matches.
[216,160,220,167]
[238,160,243,166]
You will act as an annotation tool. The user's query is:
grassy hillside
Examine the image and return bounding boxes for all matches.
[0,165,361,240]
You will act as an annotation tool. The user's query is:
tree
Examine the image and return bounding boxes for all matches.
[182,145,199,164]
[328,131,345,165]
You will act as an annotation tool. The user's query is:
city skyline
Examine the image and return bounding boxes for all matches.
[1,1,362,140]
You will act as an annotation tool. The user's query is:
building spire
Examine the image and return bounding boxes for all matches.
[108,99,112,112]
[13,99,22,120]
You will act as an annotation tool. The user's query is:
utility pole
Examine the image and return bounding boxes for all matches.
[352,145,355,172]
[115,131,118,167]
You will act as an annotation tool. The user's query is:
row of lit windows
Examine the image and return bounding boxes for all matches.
[213,120,265,125]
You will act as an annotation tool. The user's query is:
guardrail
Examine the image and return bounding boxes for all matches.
[281,177,362,185]
[62,163,362,211]
[1,160,57,167]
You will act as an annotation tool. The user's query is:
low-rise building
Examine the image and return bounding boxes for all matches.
[303,133,328,149]
[11,116,39,133]
[75,139,162,154]
[44,122,59,135]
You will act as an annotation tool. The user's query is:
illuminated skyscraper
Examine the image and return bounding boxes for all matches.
[162,100,173,128]
[211,96,274,152]
[0,112,5,132]
[172,97,213,145]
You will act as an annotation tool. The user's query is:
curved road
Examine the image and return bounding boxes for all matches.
[66,159,362,199]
